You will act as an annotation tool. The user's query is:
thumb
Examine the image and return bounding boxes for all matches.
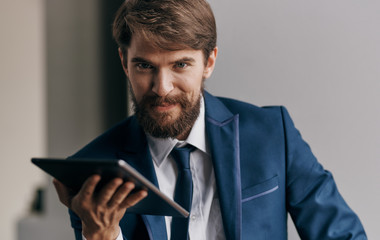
[52,178,74,208]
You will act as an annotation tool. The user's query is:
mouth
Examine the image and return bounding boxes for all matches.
[152,102,178,112]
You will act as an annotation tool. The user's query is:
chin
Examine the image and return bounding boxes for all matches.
[152,108,181,121]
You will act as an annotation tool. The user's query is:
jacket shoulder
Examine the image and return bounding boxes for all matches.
[70,116,141,159]
[216,96,285,121]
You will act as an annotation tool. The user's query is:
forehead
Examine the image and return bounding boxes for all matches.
[126,35,204,63]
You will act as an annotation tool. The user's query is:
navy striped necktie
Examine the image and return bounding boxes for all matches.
[170,145,195,240]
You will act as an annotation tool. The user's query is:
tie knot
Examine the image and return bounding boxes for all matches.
[171,145,195,169]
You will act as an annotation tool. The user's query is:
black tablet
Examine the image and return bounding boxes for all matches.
[31,158,188,218]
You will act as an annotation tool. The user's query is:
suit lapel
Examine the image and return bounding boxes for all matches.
[117,118,167,240]
[204,92,242,240]
[115,92,243,240]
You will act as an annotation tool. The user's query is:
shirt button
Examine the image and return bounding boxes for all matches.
[191,215,196,221]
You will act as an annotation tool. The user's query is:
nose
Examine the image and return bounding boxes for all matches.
[151,69,174,97]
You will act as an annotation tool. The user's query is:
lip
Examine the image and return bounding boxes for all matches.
[153,103,178,112]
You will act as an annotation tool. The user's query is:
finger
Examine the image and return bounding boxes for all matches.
[52,178,72,207]
[119,189,148,209]
[78,175,101,201]
[108,181,136,208]
[96,178,124,206]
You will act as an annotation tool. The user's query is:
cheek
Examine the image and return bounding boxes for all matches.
[129,74,151,101]
[176,70,204,93]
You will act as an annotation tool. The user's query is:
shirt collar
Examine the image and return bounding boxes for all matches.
[146,96,208,167]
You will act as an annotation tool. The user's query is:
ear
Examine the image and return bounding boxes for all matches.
[203,47,218,79]
[118,47,129,77]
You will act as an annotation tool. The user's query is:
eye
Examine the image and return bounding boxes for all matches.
[175,62,188,69]
[137,63,154,69]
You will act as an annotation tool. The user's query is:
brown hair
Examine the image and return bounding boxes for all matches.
[112,0,217,63]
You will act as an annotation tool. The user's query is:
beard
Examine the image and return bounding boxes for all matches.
[131,89,201,139]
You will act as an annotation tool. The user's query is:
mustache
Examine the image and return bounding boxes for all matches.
[141,94,191,108]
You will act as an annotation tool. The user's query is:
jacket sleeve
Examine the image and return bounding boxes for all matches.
[68,209,83,240]
[281,106,367,239]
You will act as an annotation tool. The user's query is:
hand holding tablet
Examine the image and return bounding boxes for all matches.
[31,158,189,218]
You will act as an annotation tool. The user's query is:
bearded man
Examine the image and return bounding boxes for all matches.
[53,0,366,239]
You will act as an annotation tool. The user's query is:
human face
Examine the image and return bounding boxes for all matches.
[119,35,217,140]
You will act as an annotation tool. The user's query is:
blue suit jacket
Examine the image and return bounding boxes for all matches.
[69,91,366,239]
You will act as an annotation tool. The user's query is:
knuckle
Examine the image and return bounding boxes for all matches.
[124,182,135,190]
[82,190,93,197]
[75,201,87,211]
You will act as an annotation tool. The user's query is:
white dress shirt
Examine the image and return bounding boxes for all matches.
[147,97,225,240]
[84,97,225,240]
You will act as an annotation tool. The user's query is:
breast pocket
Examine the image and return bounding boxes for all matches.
[241,175,279,203]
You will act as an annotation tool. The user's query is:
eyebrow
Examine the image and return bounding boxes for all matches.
[172,57,196,64]
[130,56,196,64]
[131,57,151,63]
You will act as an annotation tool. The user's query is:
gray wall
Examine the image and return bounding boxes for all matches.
[0,1,46,240]
[18,0,104,239]
[18,0,126,239]
[6,0,379,239]
[207,0,380,239]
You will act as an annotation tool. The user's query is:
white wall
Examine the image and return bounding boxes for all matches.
[0,1,46,240]
[207,0,380,239]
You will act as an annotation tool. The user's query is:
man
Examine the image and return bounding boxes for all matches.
[53,0,367,239]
